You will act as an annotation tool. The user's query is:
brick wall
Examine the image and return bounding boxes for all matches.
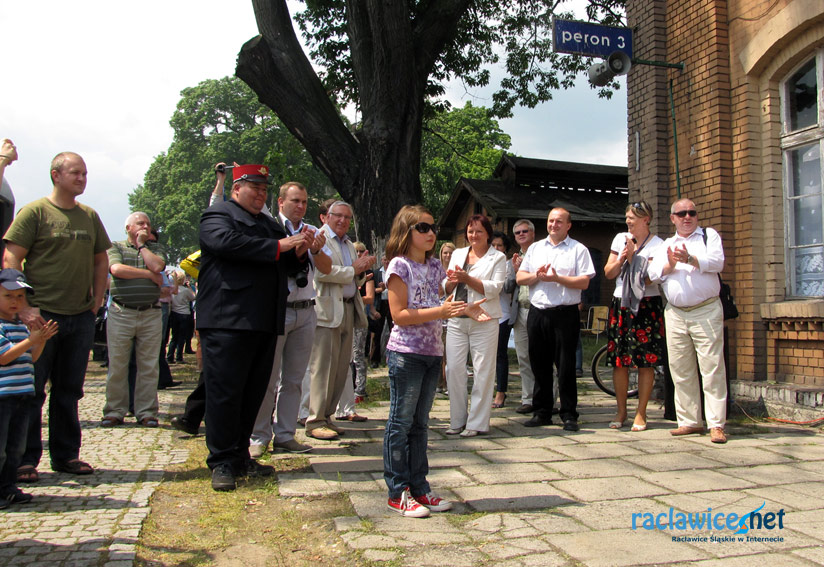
[627,0,824,387]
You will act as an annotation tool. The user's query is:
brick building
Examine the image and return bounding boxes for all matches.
[626,0,824,401]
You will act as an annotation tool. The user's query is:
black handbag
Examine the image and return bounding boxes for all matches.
[701,232,738,320]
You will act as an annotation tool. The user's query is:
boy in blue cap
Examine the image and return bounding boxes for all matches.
[0,269,58,508]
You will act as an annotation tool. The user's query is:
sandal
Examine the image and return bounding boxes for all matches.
[51,459,94,475]
[101,416,123,427]
[608,420,625,429]
[140,417,159,427]
[16,465,39,483]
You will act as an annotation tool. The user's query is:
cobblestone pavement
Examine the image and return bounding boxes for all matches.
[2,363,824,567]
[0,366,190,566]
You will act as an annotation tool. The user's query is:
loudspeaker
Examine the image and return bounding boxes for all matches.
[587,51,632,87]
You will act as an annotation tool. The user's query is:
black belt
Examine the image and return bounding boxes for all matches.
[531,304,578,312]
[286,299,316,309]
[113,298,160,311]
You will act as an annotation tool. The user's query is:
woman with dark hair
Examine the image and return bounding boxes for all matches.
[444,215,506,437]
[603,200,666,432]
[491,231,517,408]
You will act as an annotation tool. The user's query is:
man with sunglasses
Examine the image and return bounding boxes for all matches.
[507,219,537,414]
[648,198,728,444]
[305,201,375,440]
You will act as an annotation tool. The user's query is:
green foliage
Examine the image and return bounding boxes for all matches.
[129,77,334,262]
[294,0,627,119]
[421,102,511,216]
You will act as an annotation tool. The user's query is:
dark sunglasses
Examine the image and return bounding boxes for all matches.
[411,222,438,235]
[673,209,697,218]
[514,229,531,235]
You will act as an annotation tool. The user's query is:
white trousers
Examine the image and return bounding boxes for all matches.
[514,307,535,405]
[445,317,499,432]
[664,299,727,429]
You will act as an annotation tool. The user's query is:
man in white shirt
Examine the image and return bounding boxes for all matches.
[647,198,728,444]
[249,182,331,455]
[516,208,595,431]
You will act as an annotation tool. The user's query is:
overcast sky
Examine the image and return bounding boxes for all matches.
[0,1,626,240]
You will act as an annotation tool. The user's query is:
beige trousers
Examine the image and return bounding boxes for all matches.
[664,298,727,429]
[306,302,354,431]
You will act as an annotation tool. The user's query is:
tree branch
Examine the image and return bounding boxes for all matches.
[237,0,359,191]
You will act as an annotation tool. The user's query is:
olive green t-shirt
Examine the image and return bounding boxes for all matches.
[3,197,111,315]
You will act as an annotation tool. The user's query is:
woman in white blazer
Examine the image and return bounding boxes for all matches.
[444,215,506,437]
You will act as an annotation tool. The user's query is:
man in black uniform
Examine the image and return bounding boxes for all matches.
[196,164,317,491]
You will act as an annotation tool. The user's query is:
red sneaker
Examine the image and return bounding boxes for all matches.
[387,489,430,518]
[414,491,453,512]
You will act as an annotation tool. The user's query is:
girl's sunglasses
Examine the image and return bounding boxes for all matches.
[411,222,438,235]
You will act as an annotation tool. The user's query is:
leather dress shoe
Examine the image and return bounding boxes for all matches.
[243,459,274,478]
[211,464,236,491]
[307,427,339,440]
[170,416,199,435]
[563,419,580,432]
[336,413,368,422]
[515,404,534,414]
[158,380,182,390]
[710,427,727,444]
[670,425,705,436]
[524,415,552,427]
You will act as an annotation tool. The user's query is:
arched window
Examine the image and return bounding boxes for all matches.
[781,53,824,297]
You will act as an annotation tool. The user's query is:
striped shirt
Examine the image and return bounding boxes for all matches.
[108,240,167,307]
[0,319,34,398]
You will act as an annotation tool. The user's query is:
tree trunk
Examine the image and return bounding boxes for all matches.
[237,0,470,246]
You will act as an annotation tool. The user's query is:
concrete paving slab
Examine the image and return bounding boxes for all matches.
[792,546,824,564]
[551,476,670,502]
[481,433,579,447]
[548,457,651,479]
[745,485,824,511]
[397,545,488,567]
[368,514,459,534]
[424,467,477,488]
[549,442,646,460]
[692,446,795,467]
[717,463,824,486]
[667,553,816,566]
[427,450,490,468]
[475,447,571,464]
[785,521,824,543]
[558,497,688,530]
[310,455,383,473]
[794,461,824,475]
[461,462,565,485]
[428,437,508,452]
[550,527,711,566]
[521,512,592,534]
[622,452,725,472]
[759,442,824,461]
[479,536,558,559]
[452,483,577,512]
[644,469,756,493]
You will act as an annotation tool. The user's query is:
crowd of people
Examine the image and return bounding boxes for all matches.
[0,143,731,516]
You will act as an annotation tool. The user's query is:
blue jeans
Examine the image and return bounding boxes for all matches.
[383,350,439,499]
[22,309,95,467]
[0,396,30,495]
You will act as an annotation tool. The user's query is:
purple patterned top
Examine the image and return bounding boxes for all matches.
[386,256,446,357]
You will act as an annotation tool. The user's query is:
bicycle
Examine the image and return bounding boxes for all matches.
[590,344,666,398]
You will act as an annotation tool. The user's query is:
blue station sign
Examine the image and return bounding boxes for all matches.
[552,18,633,59]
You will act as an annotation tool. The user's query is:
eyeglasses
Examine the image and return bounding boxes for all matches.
[514,229,532,235]
[411,222,438,235]
[328,212,353,221]
[672,209,697,218]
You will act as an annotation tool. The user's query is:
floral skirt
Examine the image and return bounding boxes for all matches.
[605,296,666,368]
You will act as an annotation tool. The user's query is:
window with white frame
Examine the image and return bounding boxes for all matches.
[781,53,824,297]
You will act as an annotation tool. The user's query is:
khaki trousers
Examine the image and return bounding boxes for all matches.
[306,302,355,431]
[664,298,727,429]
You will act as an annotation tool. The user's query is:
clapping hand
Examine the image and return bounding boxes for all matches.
[29,319,59,345]
[462,298,491,322]
[446,266,472,283]
[536,264,557,282]
[441,294,467,319]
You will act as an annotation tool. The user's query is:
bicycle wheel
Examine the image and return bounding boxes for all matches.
[591,345,639,398]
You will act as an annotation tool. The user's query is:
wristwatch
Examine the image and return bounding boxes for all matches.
[686,253,693,265]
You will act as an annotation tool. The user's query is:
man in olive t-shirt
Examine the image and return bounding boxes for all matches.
[3,151,111,480]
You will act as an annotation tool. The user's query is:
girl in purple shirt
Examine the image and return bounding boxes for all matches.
[383,205,488,517]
